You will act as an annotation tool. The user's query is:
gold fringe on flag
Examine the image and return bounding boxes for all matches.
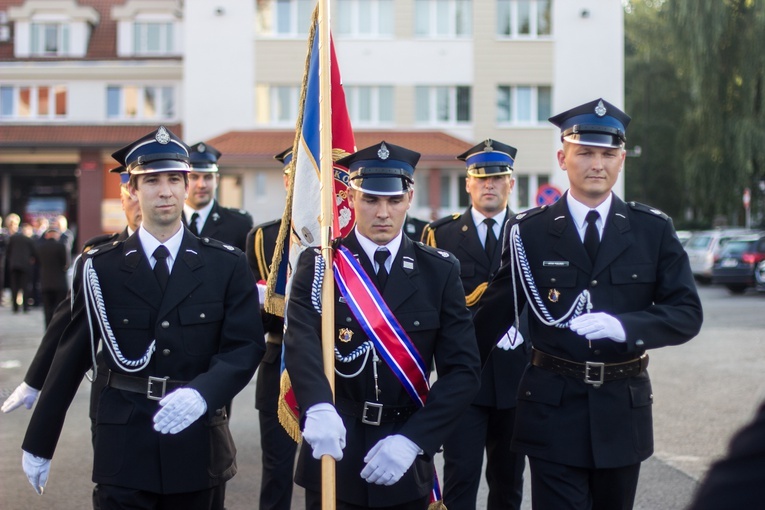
[277,370,302,444]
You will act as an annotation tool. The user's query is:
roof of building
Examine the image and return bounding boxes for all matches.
[0,124,184,148]
[206,129,473,167]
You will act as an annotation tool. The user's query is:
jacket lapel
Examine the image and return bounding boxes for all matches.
[458,209,491,269]
[550,194,592,273]
[122,234,164,309]
[382,235,418,311]
[591,195,631,277]
[157,231,204,318]
[200,201,223,239]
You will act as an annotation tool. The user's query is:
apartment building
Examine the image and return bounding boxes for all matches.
[0,0,623,246]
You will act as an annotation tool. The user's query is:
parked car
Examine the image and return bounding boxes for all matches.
[685,228,752,283]
[676,230,693,246]
[711,232,765,294]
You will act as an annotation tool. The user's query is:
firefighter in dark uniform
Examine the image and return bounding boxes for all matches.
[184,142,253,251]
[20,126,265,510]
[283,141,481,509]
[423,139,527,510]
[403,214,428,242]
[474,99,703,510]
[244,147,297,510]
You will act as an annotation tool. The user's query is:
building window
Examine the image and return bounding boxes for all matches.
[106,85,175,120]
[496,0,552,38]
[133,22,173,55]
[415,86,471,125]
[255,85,300,125]
[496,85,551,125]
[415,0,472,38]
[345,86,394,126]
[256,0,312,37]
[337,0,393,37]
[30,23,69,56]
[0,85,67,119]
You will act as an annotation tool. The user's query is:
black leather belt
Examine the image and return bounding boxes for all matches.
[107,371,187,401]
[335,397,418,426]
[531,348,649,387]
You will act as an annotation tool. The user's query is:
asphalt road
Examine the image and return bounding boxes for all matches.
[1,284,763,509]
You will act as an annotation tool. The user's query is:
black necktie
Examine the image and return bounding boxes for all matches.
[484,218,497,257]
[153,245,170,292]
[374,248,390,291]
[584,210,600,262]
[189,212,200,236]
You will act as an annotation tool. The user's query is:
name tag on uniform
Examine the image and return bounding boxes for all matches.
[543,261,569,267]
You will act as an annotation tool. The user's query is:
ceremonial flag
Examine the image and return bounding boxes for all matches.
[271,5,356,443]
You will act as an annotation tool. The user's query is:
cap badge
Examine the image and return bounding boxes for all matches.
[378,142,390,160]
[155,126,170,145]
[483,139,494,152]
[197,143,206,153]
[594,100,607,117]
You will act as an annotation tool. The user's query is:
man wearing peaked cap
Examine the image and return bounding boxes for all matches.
[284,141,481,508]
[183,141,253,252]
[473,100,702,510]
[20,126,265,510]
[244,147,297,510]
[424,138,527,510]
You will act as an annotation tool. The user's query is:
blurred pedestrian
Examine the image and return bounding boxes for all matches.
[6,215,37,313]
[36,228,69,327]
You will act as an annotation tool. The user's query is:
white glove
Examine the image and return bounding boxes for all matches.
[497,325,524,350]
[303,403,346,461]
[256,280,267,309]
[361,434,421,486]
[22,450,51,495]
[2,382,40,413]
[570,312,626,343]
[153,388,207,434]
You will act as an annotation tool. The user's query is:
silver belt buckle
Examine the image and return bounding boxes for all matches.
[584,361,605,387]
[361,401,383,426]
[147,376,169,401]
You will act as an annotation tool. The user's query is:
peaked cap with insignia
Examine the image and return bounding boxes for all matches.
[337,141,420,196]
[109,165,129,185]
[112,126,191,175]
[274,147,294,174]
[549,98,631,148]
[457,139,517,177]
[189,142,222,173]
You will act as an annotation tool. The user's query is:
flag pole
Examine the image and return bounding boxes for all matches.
[317,0,336,507]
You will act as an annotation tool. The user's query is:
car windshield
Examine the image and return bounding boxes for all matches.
[720,240,757,257]
[687,235,712,250]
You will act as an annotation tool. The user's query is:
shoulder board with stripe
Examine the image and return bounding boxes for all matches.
[628,201,669,221]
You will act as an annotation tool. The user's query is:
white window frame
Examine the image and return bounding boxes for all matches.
[106,85,176,121]
[30,22,69,56]
[496,0,552,39]
[414,0,472,38]
[496,84,551,126]
[336,0,394,38]
[345,85,394,126]
[256,0,313,38]
[133,21,174,55]
[415,85,471,126]
[255,85,300,126]
[0,84,67,120]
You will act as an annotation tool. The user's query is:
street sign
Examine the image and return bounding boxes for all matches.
[536,184,563,206]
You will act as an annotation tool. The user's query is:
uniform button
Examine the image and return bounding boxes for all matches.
[413,321,420,327]
[590,280,598,287]
[649,394,654,401]
[161,321,170,328]
[122,318,129,324]
[525,391,531,397]
[346,317,352,323]
[550,278,557,283]
[593,350,601,355]
[631,274,638,280]
[215,409,223,416]
[162,349,171,356]
[636,339,645,348]
[199,313,206,319]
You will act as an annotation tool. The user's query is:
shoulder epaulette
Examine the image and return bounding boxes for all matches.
[200,236,241,254]
[254,218,281,231]
[512,206,548,223]
[82,232,119,252]
[414,241,457,264]
[229,207,253,219]
[427,213,461,230]
[628,202,669,221]
[83,239,122,257]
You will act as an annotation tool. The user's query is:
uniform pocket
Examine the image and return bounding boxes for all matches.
[629,376,654,455]
[93,390,134,477]
[179,302,224,355]
[513,368,565,449]
[207,409,237,481]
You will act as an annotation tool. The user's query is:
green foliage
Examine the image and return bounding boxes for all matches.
[624,0,765,226]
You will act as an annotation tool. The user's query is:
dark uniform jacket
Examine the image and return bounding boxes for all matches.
[36,237,69,293]
[423,206,528,408]
[284,231,481,507]
[403,214,428,242]
[186,200,253,252]
[474,192,703,469]
[22,229,265,494]
[245,219,288,413]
